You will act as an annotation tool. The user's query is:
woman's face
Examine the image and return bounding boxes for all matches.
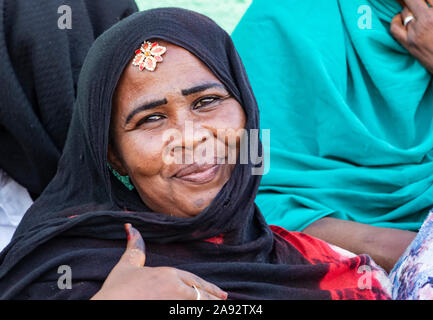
[109,41,246,218]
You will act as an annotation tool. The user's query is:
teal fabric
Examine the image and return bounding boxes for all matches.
[232,0,433,232]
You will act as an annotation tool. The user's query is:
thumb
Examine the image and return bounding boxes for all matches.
[119,223,146,267]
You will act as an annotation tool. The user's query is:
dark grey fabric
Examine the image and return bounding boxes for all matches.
[0,0,138,198]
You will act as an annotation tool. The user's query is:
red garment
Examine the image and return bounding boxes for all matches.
[270,225,391,300]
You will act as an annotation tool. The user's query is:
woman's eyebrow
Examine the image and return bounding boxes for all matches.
[124,83,226,125]
[125,98,168,125]
[181,82,226,96]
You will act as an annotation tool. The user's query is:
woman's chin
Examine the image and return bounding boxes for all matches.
[161,200,211,218]
[166,184,227,218]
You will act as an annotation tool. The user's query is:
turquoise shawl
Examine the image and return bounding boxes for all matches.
[232,0,433,232]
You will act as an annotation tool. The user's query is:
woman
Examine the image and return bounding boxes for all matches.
[232,0,433,272]
[0,8,391,300]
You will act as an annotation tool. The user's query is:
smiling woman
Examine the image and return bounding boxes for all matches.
[108,42,245,217]
[0,8,392,300]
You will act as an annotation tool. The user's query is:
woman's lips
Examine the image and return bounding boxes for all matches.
[173,163,222,184]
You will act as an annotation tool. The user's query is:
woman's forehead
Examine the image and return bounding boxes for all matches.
[115,42,225,105]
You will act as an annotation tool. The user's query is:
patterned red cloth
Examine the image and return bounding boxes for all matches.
[270,225,392,300]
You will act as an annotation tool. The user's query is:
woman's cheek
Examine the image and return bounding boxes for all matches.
[123,133,165,177]
[230,104,247,130]
[211,103,246,131]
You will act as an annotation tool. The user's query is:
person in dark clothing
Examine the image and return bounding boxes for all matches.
[0,0,138,199]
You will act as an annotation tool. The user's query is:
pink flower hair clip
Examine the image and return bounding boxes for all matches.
[132,41,167,72]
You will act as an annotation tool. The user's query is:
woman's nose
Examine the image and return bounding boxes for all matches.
[181,121,214,163]
[172,120,214,164]
[184,120,212,147]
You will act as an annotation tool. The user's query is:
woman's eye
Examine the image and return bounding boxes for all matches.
[146,115,163,121]
[194,96,221,109]
[136,114,165,126]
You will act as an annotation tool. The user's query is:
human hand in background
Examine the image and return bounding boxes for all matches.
[91,223,228,300]
[391,0,433,73]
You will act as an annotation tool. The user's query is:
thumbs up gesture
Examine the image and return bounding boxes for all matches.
[91,224,228,300]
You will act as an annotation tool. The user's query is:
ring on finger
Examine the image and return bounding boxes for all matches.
[404,15,415,27]
[192,285,201,300]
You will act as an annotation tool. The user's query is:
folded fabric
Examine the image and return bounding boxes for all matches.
[0,0,138,199]
[389,209,433,299]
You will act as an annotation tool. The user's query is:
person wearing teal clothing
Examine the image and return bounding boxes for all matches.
[232,0,433,272]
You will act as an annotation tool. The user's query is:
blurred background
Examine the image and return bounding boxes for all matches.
[135,0,252,34]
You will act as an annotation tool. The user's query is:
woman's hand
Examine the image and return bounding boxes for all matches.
[391,0,433,73]
[91,224,228,300]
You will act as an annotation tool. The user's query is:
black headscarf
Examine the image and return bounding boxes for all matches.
[0,0,138,199]
[0,8,388,300]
